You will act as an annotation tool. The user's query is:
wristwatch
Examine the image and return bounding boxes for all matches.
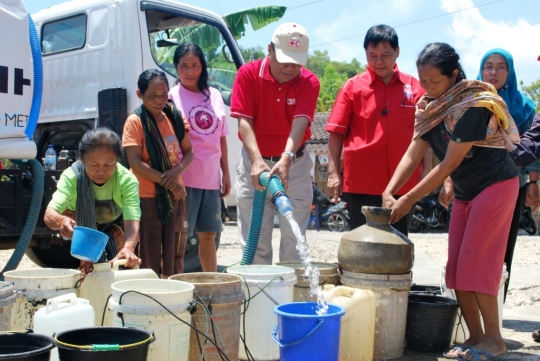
[529,180,538,184]
[283,150,295,163]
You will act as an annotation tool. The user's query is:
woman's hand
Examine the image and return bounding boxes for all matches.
[160,171,178,190]
[382,191,397,209]
[110,247,141,268]
[526,183,540,213]
[221,173,231,198]
[389,194,415,224]
[172,183,187,201]
[438,176,454,208]
[59,216,76,240]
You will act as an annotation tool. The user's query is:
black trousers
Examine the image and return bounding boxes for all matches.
[343,193,410,236]
[504,184,527,302]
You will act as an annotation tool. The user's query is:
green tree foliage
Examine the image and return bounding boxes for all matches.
[521,79,540,112]
[241,45,266,62]
[318,65,347,112]
[306,50,366,111]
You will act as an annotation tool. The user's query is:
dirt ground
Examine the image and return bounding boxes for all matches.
[2,225,540,360]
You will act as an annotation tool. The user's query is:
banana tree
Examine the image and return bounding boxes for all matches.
[153,6,286,65]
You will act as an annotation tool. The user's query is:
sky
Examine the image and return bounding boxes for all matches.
[24,0,540,86]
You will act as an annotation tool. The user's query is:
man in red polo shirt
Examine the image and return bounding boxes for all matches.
[326,24,428,236]
[231,22,320,264]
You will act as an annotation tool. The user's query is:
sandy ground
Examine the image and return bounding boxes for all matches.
[2,225,540,360]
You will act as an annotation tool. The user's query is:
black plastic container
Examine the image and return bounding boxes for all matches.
[54,327,154,361]
[406,294,458,352]
[0,333,54,361]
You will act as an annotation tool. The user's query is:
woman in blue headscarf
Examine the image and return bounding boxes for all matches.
[478,48,538,302]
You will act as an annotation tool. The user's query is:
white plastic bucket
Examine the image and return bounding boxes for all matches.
[227,265,297,361]
[109,279,194,361]
[78,260,158,326]
[0,281,16,331]
[3,268,80,331]
[342,271,412,360]
[444,265,508,344]
[34,293,95,361]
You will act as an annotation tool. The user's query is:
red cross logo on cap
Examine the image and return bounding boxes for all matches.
[289,39,300,48]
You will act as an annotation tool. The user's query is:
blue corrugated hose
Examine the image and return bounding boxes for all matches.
[25,14,42,139]
[240,172,285,265]
[0,159,44,280]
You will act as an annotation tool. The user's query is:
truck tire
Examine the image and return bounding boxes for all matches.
[25,239,80,269]
[184,230,221,273]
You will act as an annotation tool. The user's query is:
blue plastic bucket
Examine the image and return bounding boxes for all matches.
[70,226,108,262]
[273,302,345,361]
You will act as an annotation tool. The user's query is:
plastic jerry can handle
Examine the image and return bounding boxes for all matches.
[112,259,140,270]
[46,292,77,314]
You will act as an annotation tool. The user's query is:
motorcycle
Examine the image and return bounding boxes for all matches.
[520,205,537,235]
[409,193,451,233]
[308,201,350,232]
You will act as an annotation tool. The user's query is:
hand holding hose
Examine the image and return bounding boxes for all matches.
[250,159,271,191]
[268,156,291,190]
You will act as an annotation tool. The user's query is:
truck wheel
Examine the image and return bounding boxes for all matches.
[25,240,80,268]
[184,230,221,273]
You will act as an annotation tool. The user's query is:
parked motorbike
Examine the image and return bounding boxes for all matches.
[409,193,451,233]
[308,201,350,232]
[519,205,537,235]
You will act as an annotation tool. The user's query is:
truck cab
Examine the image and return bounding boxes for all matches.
[0,0,244,270]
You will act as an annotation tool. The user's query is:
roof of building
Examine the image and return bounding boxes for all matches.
[307,112,330,155]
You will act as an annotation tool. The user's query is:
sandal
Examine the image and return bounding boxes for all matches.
[443,345,469,359]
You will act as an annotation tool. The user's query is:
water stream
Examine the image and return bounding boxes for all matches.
[286,213,329,315]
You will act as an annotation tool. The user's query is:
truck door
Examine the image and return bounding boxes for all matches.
[137,1,244,211]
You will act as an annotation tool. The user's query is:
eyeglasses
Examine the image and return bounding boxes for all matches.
[482,65,508,73]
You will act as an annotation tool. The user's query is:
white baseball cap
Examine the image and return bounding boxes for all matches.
[271,23,309,66]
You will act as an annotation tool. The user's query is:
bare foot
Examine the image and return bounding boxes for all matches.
[458,337,506,361]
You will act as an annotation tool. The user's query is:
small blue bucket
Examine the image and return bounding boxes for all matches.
[70,226,108,262]
[273,302,345,361]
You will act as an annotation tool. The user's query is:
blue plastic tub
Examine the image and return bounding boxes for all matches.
[273,302,345,361]
[70,226,108,262]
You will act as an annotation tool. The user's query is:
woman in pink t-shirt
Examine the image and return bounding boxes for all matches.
[169,42,230,272]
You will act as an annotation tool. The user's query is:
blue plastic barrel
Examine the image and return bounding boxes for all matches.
[273,302,345,361]
[70,226,108,262]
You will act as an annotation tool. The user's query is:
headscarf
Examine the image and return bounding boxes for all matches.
[477,48,536,128]
[413,79,519,151]
[133,100,185,224]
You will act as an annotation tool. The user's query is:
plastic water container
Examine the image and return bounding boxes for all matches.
[0,281,16,331]
[70,226,109,262]
[227,265,297,361]
[44,144,57,171]
[78,260,158,326]
[3,268,80,331]
[108,279,194,361]
[169,273,245,361]
[342,270,412,360]
[0,332,54,361]
[323,285,376,361]
[273,302,345,361]
[54,327,154,361]
[276,262,340,302]
[274,194,293,216]
[34,293,95,361]
[444,265,508,344]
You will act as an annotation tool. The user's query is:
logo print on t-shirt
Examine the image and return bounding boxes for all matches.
[403,84,413,99]
[189,105,218,135]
